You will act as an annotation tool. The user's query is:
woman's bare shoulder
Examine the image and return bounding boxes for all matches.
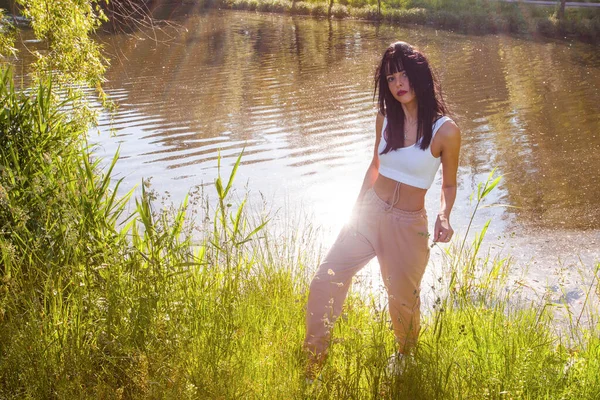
[437,118,461,141]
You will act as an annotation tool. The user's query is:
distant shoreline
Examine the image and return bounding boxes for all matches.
[499,0,600,7]
[216,0,599,44]
[2,0,599,43]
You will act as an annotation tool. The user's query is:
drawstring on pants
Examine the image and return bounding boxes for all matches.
[386,182,401,212]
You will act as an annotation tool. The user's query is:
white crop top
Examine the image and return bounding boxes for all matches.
[378,116,452,189]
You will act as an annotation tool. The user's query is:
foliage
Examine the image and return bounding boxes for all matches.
[331,3,350,18]
[294,1,315,15]
[385,7,427,24]
[0,66,128,395]
[338,0,378,9]
[15,0,108,92]
[1,68,599,398]
[0,68,116,278]
[0,0,598,397]
[1,0,111,131]
[0,9,16,59]
[218,0,600,43]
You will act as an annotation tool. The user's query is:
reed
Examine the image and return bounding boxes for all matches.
[0,67,599,398]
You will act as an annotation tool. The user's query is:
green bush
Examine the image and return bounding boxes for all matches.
[431,9,461,30]
[312,2,329,16]
[257,0,272,11]
[0,69,121,283]
[0,67,136,397]
[385,7,427,24]
[462,10,492,33]
[350,4,380,20]
[496,2,528,33]
[271,0,292,12]
[487,11,509,32]
[560,16,600,42]
[225,0,239,9]
[385,0,414,10]
[293,1,314,15]
[344,0,371,8]
[331,3,350,18]
[537,16,559,37]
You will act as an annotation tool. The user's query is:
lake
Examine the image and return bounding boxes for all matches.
[86,7,599,300]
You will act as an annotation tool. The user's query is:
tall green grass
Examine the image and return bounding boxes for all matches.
[1,67,599,398]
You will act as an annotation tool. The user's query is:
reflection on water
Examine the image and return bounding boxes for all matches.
[6,5,596,304]
[93,9,600,235]
[80,7,600,286]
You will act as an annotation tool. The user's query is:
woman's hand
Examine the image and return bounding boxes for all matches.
[433,214,453,243]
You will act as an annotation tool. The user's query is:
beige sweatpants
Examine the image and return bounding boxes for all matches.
[304,188,430,357]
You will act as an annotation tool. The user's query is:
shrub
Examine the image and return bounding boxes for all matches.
[385,7,427,24]
[537,16,559,37]
[311,2,329,16]
[0,67,136,395]
[385,8,401,22]
[350,4,380,20]
[257,0,272,11]
[487,11,509,32]
[0,68,111,280]
[271,0,292,12]
[462,10,492,34]
[431,9,461,30]
[346,0,372,8]
[385,0,414,10]
[331,3,349,18]
[566,17,600,42]
[498,2,528,33]
[339,0,376,7]
[293,1,313,15]
[228,0,247,9]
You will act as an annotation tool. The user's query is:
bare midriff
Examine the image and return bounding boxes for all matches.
[372,174,427,211]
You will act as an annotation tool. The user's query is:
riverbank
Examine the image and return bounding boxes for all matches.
[1,67,599,398]
[2,0,599,43]
[210,0,600,43]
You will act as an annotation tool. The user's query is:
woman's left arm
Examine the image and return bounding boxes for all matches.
[434,121,461,243]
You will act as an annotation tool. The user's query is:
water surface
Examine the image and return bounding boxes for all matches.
[89,8,599,293]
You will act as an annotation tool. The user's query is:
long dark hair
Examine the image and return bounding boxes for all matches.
[374,42,448,153]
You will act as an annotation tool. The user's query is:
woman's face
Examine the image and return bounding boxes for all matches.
[386,70,416,105]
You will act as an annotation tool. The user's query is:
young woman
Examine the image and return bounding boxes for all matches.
[304,41,461,376]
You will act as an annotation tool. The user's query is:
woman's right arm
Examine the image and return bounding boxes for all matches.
[355,112,383,202]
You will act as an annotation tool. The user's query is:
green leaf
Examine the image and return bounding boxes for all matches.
[215,177,224,200]
[241,218,270,244]
[232,198,247,238]
[481,176,501,199]
[224,150,244,198]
